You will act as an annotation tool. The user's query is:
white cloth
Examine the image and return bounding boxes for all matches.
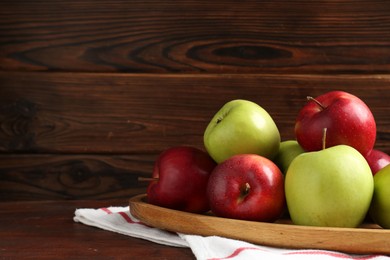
[74,206,389,260]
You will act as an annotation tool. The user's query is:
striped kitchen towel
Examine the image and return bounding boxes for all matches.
[74,206,389,260]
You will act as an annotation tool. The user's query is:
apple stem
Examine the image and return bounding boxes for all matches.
[307,96,325,110]
[241,182,251,197]
[322,128,327,150]
[244,182,250,194]
[238,183,251,203]
[138,177,159,182]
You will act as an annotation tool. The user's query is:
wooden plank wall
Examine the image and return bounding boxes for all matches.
[1,1,390,200]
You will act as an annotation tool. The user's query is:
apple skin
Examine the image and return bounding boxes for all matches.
[285,145,374,228]
[364,149,390,176]
[207,154,285,222]
[204,99,280,163]
[273,140,305,174]
[146,146,217,213]
[295,91,376,156]
[369,164,390,229]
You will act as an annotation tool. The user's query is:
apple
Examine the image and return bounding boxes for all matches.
[207,154,285,222]
[273,140,305,174]
[364,149,390,176]
[204,99,280,163]
[285,144,374,228]
[369,164,390,229]
[295,91,376,156]
[146,146,217,213]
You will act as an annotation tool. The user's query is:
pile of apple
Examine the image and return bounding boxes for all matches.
[144,91,390,229]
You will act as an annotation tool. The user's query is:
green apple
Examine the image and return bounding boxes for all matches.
[273,140,305,174]
[203,99,280,163]
[369,164,390,229]
[285,145,374,228]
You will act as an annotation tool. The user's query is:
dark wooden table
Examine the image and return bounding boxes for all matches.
[0,199,195,259]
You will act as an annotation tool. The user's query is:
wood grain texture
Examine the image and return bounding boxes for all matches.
[2,0,390,201]
[1,72,389,200]
[0,154,153,201]
[1,72,390,154]
[0,199,194,259]
[2,0,390,73]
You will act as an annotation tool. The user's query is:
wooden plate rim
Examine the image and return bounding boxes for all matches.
[129,194,390,255]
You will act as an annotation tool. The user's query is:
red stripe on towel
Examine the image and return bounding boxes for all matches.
[285,251,382,259]
[207,247,382,260]
[101,207,113,214]
[100,207,145,225]
[207,247,264,260]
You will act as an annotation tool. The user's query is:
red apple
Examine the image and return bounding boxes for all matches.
[146,146,217,213]
[364,149,390,176]
[295,91,376,156]
[207,154,285,222]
